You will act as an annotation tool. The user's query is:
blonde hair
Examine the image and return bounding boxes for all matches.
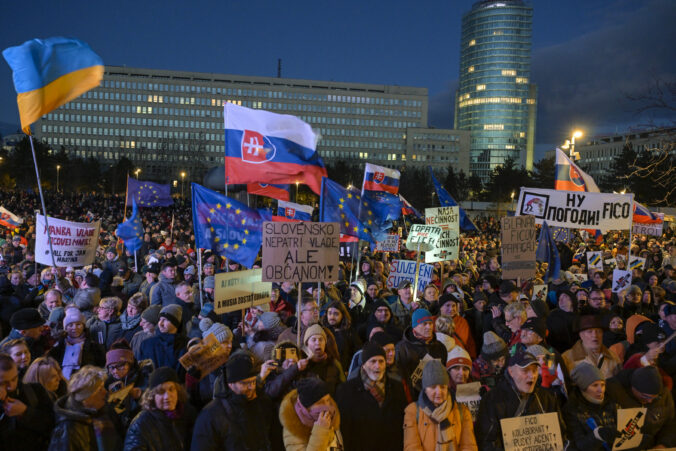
[100,296,123,312]
[435,316,455,336]
[23,357,65,389]
[68,365,106,401]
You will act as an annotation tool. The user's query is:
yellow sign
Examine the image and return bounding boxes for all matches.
[214,268,271,314]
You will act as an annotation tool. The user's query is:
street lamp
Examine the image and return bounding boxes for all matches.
[511,190,516,211]
[180,171,186,198]
[56,165,61,192]
[134,168,141,178]
[562,130,584,160]
[295,181,299,202]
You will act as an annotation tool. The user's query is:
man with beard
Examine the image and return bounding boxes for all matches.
[321,301,361,372]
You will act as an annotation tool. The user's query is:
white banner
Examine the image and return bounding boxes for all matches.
[405,224,442,252]
[36,215,100,267]
[424,207,459,263]
[516,188,633,230]
[386,259,433,294]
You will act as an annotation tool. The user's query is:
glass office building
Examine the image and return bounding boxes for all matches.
[455,0,537,183]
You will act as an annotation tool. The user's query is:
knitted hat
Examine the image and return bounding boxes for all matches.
[303,324,326,345]
[521,318,547,339]
[184,265,196,276]
[508,350,538,368]
[530,299,550,319]
[296,377,329,408]
[631,366,663,395]
[10,308,44,330]
[472,291,488,304]
[411,308,433,329]
[159,304,182,329]
[370,331,396,347]
[199,302,215,318]
[438,293,457,311]
[106,349,134,368]
[48,307,65,329]
[149,367,179,389]
[63,308,86,328]
[634,322,666,346]
[446,346,472,370]
[226,354,257,383]
[258,312,281,330]
[571,362,604,390]
[499,280,518,295]
[361,342,386,364]
[422,359,449,388]
[203,276,215,289]
[525,344,552,358]
[141,305,162,325]
[200,319,233,343]
[481,331,507,361]
[350,279,366,296]
[397,279,412,290]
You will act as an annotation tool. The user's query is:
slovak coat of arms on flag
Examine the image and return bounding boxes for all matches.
[241,130,276,163]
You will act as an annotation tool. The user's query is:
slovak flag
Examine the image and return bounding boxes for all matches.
[224,103,327,195]
[555,148,599,192]
[0,207,23,229]
[363,163,400,195]
[275,200,313,222]
[246,183,290,201]
[633,201,663,224]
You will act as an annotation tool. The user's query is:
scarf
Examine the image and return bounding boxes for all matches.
[360,367,385,406]
[418,392,454,451]
[293,397,337,428]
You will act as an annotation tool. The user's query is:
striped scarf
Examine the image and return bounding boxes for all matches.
[360,367,385,406]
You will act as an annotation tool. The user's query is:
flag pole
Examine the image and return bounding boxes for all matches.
[124,173,129,221]
[134,250,138,273]
[197,248,203,308]
[170,212,175,244]
[29,136,57,267]
[412,242,422,302]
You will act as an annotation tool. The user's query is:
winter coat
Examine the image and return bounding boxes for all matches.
[304,358,345,396]
[605,368,676,450]
[335,373,407,451]
[396,327,448,393]
[49,396,123,451]
[403,396,477,451]
[561,340,622,380]
[48,334,106,369]
[0,381,55,451]
[121,272,143,297]
[453,315,477,358]
[190,389,274,451]
[546,308,578,354]
[247,328,285,365]
[123,404,196,451]
[279,389,343,451]
[562,387,618,451]
[72,287,101,310]
[476,371,566,451]
[325,324,361,372]
[149,274,175,307]
[138,332,187,373]
[131,330,153,360]
[87,316,123,349]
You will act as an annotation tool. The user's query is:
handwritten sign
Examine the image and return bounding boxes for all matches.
[214,268,271,314]
[456,381,481,423]
[613,408,646,450]
[612,269,632,293]
[375,234,400,253]
[501,215,536,280]
[405,224,441,252]
[500,412,563,451]
[386,259,433,294]
[262,222,339,282]
[36,214,100,267]
[424,207,459,263]
[179,333,230,379]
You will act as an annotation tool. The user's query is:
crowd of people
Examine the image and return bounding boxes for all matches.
[0,189,674,450]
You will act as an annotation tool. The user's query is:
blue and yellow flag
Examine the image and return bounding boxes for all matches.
[3,37,104,134]
[116,199,143,253]
[127,178,173,207]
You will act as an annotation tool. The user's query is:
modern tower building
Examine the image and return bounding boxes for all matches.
[455,0,537,183]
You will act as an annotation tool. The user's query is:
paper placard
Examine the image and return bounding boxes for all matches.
[386,259,433,294]
[629,256,646,271]
[456,381,481,423]
[214,268,271,314]
[501,215,537,280]
[35,214,100,267]
[424,207,459,263]
[179,333,230,379]
[613,407,646,450]
[587,251,603,271]
[532,285,548,302]
[632,213,664,236]
[375,234,400,253]
[612,269,632,293]
[406,224,442,252]
[500,412,564,451]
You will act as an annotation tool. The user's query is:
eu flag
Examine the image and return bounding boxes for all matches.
[319,178,375,244]
[116,199,143,253]
[191,183,263,268]
[536,221,561,282]
[127,178,173,207]
[429,167,478,232]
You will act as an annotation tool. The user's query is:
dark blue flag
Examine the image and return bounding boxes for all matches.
[319,178,376,244]
[536,221,561,282]
[116,198,143,253]
[191,183,263,268]
[429,167,478,232]
[127,178,173,207]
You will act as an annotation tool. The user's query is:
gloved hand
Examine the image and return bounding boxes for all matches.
[593,426,618,444]
[540,365,557,388]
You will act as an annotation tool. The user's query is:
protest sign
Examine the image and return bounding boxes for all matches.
[386,259,433,294]
[424,207,459,263]
[500,215,536,280]
[35,214,100,267]
[632,215,664,236]
[613,408,646,450]
[179,333,230,379]
[587,251,603,271]
[375,234,400,253]
[456,381,481,423]
[612,269,632,293]
[339,239,357,260]
[405,224,442,252]
[629,256,646,271]
[500,412,563,451]
[532,285,548,302]
[410,354,435,390]
[213,268,271,314]
[573,273,588,283]
[605,258,617,270]
[262,222,339,282]
[108,384,135,414]
[516,188,633,230]
[551,226,573,243]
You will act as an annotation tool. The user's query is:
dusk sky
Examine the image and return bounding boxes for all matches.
[1,0,674,160]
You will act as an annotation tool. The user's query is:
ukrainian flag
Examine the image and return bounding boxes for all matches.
[3,37,103,134]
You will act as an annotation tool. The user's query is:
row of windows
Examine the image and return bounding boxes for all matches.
[411,133,462,141]
[458,97,524,108]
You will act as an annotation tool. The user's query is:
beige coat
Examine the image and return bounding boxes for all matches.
[279,389,342,451]
[561,339,622,379]
[403,399,478,451]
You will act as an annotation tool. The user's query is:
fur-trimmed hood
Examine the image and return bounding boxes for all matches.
[279,389,340,440]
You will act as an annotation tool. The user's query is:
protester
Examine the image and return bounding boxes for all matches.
[301,324,345,395]
[1,308,49,360]
[138,304,187,373]
[0,337,31,378]
[87,296,124,349]
[23,356,68,400]
[119,292,148,343]
[562,315,622,379]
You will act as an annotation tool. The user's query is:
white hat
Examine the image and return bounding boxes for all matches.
[446,346,472,370]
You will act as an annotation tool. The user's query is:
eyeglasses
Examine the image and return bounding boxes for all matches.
[302,308,319,313]
[108,362,129,371]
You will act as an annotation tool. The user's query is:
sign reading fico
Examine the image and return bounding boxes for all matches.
[262,222,340,282]
[424,206,459,263]
[500,215,536,280]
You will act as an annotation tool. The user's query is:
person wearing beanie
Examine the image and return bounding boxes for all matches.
[446,346,473,390]
[300,324,345,396]
[138,302,188,373]
[244,311,287,366]
[476,350,564,450]
[124,366,197,451]
[602,312,626,349]
[50,365,123,450]
[279,377,342,450]
[192,352,275,450]
[395,308,447,397]
[470,331,508,390]
[404,358,477,450]
[321,301,362,372]
[0,307,50,360]
[563,362,620,451]
[335,340,407,451]
[364,298,403,342]
[139,263,159,299]
[546,289,579,354]
[346,277,372,328]
[129,304,162,359]
[562,315,622,379]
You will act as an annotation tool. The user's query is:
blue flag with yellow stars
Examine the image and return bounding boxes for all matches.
[127,178,173,207]
[191,183,263,268]
[116,198,143,253]
[319,178,378,244]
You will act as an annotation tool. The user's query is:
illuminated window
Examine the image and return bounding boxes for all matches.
[458,97,522,108]
[506,145,515,149]
[484,124,504,131]
[468,39,476,46]
[519,132,526,138]
[516,77,528,84]
[476,84,486,91]
[526,99,536,105]
[468,66,475,73]
[502,70,516,76]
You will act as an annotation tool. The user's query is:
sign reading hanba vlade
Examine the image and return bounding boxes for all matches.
[213,269,271,314]
[405,224,442,252]
[35,214,100,267]
[424,206,459,263]
[262,222,340,282]
[516,188,633,230]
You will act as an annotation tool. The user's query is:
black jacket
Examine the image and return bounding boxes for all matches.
[0,382,54,451]
[47,334,106,369]
[49,396,123,451]
[562,387,619,451]
[124,404,196,451]
[546,308,579,354]
[395,326,447,393]
[335,374,407,451]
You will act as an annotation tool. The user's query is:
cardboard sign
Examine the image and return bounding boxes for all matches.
[516,188,633,230]
[35,214,100,267]
[500,215,537,280]
[339,240,357,260]
[386,259,433,294]
[405,224,442,252]
[214,268,271,314]
[500,412,564,451]
[179,333,230,379]
[613,408,646,450]
[424,207,459,263]
[532,284,548,302]
[605,258,617,270]
[456,381,482,423]
[573,273,588,283]
[410,354,435,390]
[632,213,664,236]
[108,384,135,414]
[587,251,603,271]
[612,269,632,293]
[629,256,646,271]
[375,234,400,253]
[262,222,340,282]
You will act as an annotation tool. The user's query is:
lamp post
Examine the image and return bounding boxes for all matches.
[295,181,299,202]
[511,190,515,211]
[562,130,584,160]
[56,165,61,192]
[134,168,141,179]
[180,171,186,198]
